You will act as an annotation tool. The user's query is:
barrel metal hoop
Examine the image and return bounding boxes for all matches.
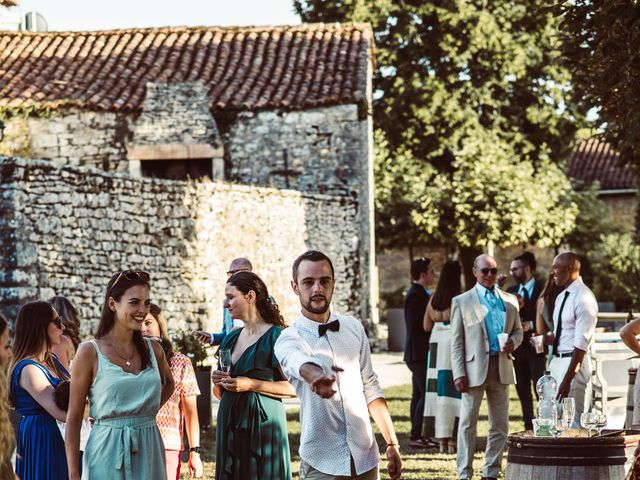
[507,452,628,466]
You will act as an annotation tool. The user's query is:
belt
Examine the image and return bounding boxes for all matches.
[553,352,573,358]
[93,415,157,479]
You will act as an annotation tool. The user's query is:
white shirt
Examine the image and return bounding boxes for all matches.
[552,276,598,353]
[274,312,384,476]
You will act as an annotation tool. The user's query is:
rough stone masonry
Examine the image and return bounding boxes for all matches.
[0,157,364,337]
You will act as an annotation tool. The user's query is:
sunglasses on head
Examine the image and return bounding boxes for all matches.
[479,268,498,275]
[111,270,150,291]
[227,268,250,276]
[51,316,63,329]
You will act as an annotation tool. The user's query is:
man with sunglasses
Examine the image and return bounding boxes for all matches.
[505,253,546,432]
[451,254,523,480]
[193,258,253,346]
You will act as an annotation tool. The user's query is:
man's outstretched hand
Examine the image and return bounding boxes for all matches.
[310,375,337,398]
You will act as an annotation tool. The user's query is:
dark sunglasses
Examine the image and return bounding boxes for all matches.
[51,316,63,329]
[111,270,150,291]
[479,268,498,275]
[227,268,250,276]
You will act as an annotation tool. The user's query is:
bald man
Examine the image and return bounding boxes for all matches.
[451,254,522,480]
[546,252,598,426]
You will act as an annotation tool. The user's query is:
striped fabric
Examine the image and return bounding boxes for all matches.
[423,322,461,439]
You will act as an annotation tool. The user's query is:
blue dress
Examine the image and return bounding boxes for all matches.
[11,356,70,480]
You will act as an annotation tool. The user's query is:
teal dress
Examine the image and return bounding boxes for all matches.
[215,326,291,480]
[83,339,166,480]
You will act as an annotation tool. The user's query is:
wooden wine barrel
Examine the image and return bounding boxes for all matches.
[505,430,640,480]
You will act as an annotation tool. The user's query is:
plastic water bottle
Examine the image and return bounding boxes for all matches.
[536,371,558,434]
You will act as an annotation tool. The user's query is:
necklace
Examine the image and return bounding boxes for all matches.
[107,334,135,367]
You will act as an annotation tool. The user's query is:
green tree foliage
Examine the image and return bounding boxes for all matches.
[562,186,628,303]
[295,0,582,265]
[559,1,640,175]
[559,1,640,238]
[600,233,640,309]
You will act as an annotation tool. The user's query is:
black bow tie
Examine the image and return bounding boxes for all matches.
[318,320,340,336]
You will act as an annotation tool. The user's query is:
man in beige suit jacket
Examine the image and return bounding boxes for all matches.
[451,254,523,480]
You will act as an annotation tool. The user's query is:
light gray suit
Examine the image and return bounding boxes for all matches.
[451,286,523,479]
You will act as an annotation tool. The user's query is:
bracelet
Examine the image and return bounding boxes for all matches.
[189,446,201,454]
[386,443,399,449]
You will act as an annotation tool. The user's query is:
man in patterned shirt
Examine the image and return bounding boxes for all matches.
[275,250,402,480]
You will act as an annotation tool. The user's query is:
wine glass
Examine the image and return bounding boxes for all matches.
[580,412,597,437]
[594,410,607,436]
[555,404,566,437]
[218,349,232,373]
[562,397,576,429]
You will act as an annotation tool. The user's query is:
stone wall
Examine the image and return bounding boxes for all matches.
[0,101,377,329]
[601,193,638,233]
[131,82,219,147]
[0,157,365,336]
[227,104,377,328]
[1,112,130,172]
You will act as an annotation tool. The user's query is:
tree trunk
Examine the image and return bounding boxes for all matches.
[635,184,640,244]
[458,244,483,291]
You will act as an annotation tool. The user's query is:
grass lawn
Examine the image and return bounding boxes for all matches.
[181,384,525,479]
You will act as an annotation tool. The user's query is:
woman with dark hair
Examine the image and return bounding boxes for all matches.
[141,303,203,479]
[211,271,295,480]
[535,275,563,336]
[48,296,81,369]
[9,301,70,479]
[0,312,16,479]
[65,270,174,480]
[422,260,463,454]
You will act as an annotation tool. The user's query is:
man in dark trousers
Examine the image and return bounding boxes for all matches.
[506,252,545,431]
[403,257,436,448]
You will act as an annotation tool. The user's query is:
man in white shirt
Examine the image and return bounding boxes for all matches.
[546,251,598,425]
[274,250,402,480]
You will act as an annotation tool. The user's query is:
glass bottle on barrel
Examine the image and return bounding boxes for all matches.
[535,371,558,436]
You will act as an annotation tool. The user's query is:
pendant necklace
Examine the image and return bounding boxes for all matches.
[107,334,134,367]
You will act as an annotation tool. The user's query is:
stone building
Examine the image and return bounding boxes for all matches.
[567,138,638,232]
[0,24,378,335]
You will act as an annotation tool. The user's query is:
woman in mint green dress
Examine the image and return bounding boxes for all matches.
[65,270,175,480]
[212,272,295,480]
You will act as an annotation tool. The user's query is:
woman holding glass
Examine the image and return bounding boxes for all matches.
[212,272,295,480]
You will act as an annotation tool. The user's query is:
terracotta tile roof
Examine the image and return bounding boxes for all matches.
[0,23,373,113]
[567,138,637,191]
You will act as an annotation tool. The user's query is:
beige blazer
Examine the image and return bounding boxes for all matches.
[450,287,523,387]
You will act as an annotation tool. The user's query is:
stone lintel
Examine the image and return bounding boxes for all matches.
[127,143,223,160]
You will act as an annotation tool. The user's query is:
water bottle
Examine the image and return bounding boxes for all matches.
[535,371,557,436]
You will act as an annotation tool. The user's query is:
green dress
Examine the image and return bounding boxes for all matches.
[215,326,291,480]
[83,339,166,480]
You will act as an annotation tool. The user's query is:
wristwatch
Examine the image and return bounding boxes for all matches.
[190,446,201,454]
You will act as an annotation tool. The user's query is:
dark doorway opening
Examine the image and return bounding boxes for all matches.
[141,159,212,180]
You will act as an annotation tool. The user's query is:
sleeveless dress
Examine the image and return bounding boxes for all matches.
[83,339,166,480]
[11,356,70,480]
[215,326,291,480]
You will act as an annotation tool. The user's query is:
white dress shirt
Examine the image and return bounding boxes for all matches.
[274,312,384,476]
[552,276,598,353]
